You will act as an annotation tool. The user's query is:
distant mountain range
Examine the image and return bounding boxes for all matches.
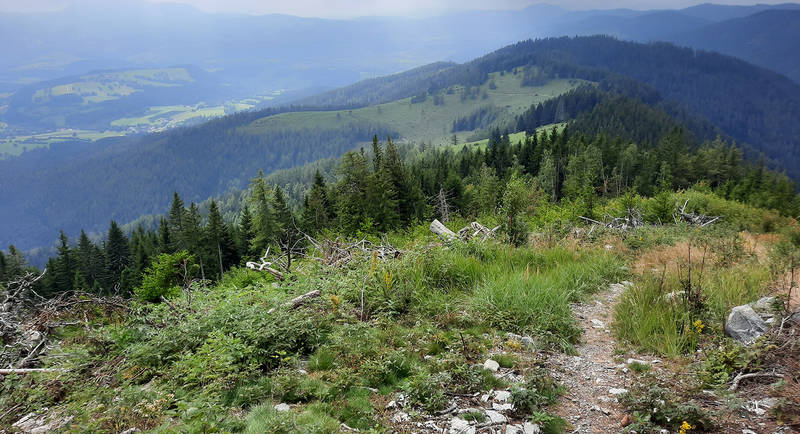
[1,2,799,136]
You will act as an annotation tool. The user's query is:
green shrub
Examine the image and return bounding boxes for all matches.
[511,370,564,416]
[406,374,448,413]
[618,386,714,432]
[134,251,197,302]
[243,403,340,434]
[360,351,416,388]
[309,348,337,372]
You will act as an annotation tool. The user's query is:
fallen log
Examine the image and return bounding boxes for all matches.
[267,290,321,314]
[430,219,458,242]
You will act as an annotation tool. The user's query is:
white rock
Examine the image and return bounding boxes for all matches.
[604,244,614,250]
[492,403,513,412]
[391,411,410,423]
[591,319,605,328]
[523,422,542,434]
[483,359,500,372]
[481,393,491,402]
[750,296,780,313]
[494,390,511,402]
[274,403,291,412]
[385,400,397,409]
[609,388,628,395]
[450,417,475,434]
[742,430,757,434]
[505,425,524,434]
[626,358,649,365]
[484,409,507,424]
[521,336,536,348]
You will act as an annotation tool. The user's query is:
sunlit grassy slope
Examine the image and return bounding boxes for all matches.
[242,72,588,144]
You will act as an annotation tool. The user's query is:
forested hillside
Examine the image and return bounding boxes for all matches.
[670,10,800,84]
[3,36,800,255]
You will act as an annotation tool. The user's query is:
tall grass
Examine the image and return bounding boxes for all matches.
[472,249,626,351]
[614,263,772,356]
[614,275,695,356]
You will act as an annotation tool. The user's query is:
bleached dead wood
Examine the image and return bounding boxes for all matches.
[267,290,321,314]
[674,199,722,226]
[246,248,286,281]
[430,219,458,242]
[303,234,400,267]
[728,370,784,391]
[580,208,644,231]
[460,222,500,241]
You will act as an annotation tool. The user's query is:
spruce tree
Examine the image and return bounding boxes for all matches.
[237,205,256,260]
[167,192,185,251]
[53,230,76,293]
[104,221,130,292]
[182,203,205,280]
[0,250,6,284]
[157,217,171,253]
[249,171,276,255]
[205,200,236,279]
[301,171,333,233]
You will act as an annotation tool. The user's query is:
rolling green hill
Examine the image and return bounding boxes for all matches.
[245,73,585,144]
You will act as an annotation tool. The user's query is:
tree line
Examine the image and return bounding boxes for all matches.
[4,98,797,296]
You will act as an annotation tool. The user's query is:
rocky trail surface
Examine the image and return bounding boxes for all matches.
[546,281,652,433]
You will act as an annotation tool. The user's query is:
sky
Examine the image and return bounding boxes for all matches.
[0,0,797,17]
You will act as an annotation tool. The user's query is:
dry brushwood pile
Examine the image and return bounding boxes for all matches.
[580,207,645,231]
[1,270,127,374]
[674,199,723,226]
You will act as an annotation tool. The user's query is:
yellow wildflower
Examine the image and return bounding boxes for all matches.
[693,319,705,334]
[679,421,694,434]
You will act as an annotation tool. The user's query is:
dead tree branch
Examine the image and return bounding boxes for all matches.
[728,370,784,391]
[267,290,321,314]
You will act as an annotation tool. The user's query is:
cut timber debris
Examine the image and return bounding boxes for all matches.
[580,208,644,231]
[674,199,722,226]
[267,290,321,314]
[304,235,401,267]
[430,219,499,243]
[246,248,286,281]
[458,221,500,242]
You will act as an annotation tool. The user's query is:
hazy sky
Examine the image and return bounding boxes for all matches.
[1,0,797,17]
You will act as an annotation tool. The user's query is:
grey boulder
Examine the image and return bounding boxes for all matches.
[725,305,768,344]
